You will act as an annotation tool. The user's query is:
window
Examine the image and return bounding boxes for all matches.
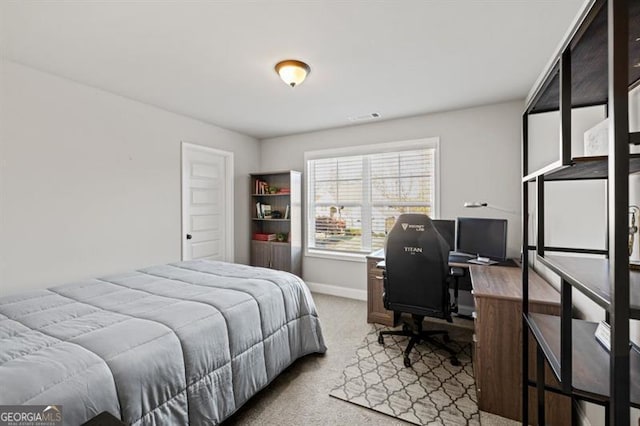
[305,139,438,257]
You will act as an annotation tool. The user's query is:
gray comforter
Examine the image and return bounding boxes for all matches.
[0,260,326,425]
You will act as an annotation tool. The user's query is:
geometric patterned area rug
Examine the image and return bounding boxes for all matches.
[329,325,480,425]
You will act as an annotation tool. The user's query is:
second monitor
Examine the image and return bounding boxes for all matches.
[456,217,508,261]
[432,219,456,251]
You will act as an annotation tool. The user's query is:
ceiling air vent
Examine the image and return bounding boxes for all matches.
[348,112,381,122]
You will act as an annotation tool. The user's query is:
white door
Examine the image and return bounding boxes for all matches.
[181,142,234,261]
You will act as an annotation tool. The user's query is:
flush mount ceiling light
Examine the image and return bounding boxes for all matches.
[275,60,310,88]
[348,112,381,122]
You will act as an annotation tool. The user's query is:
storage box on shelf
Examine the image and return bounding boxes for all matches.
[250,171,302,276]
[522,0,640,424]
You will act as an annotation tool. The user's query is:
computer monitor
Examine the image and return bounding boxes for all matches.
[456,217,508,260]
[432,219,455,251]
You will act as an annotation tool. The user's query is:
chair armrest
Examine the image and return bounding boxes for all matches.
[449,266,464,277]
[448,267,463,315]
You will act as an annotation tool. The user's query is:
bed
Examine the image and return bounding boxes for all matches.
[0,260,327,425]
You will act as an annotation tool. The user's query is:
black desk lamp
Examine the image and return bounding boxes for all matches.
[463,201,518,215]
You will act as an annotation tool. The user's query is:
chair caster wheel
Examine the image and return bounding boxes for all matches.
[450,357,461,367]
[403,357,411,368]
[443,334,451,343]
[378,334,384,345]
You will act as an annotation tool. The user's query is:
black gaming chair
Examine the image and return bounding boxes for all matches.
[377,213,461,367]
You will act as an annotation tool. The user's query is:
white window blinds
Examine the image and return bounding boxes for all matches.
[306,144,436,255]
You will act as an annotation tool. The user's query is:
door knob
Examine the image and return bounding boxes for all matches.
[186,234,193,240]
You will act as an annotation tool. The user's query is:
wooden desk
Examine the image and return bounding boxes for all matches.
[365,250,571,424]
[366,249,471,325]
[470,265,570,424]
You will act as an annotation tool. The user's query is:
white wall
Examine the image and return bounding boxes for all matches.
[260,100,523,291]
[0,61,260,295]
[528,106,607,173]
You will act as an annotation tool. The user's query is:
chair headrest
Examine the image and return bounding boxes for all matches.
[387,214,436,242]
[385,213,449,260]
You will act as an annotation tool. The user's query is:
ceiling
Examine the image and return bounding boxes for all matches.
[0,1,585,139]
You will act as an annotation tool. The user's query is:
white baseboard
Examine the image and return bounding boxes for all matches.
[305,281,367,301]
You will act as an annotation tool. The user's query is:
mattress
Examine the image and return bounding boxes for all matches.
[0,260,327,425]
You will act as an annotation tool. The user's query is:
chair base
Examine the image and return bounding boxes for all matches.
[378,314,461,367]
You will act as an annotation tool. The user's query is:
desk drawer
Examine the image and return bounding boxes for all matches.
[367,260,382,278]
[366,260,397,327]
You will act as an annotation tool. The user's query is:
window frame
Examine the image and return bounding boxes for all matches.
[304,137,440,261]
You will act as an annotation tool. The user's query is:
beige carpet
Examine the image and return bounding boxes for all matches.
[223,293,518,426]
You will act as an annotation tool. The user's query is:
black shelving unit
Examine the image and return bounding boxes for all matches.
[522,0,640,424]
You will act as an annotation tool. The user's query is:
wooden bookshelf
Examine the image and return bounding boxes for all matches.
[249,171,301,276]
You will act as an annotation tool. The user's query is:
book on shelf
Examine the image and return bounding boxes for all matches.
[254,179,270,195]
[255,202,272,218]
[253,233,276,241]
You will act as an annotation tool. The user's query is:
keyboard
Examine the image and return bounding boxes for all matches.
[448,253,474,264]
[448,253,518,267]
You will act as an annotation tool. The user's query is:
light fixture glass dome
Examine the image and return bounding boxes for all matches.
[275,60,310,88]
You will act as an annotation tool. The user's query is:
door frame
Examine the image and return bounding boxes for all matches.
[181,141,234,262]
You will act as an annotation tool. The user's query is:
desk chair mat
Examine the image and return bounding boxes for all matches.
[329,325,479,426]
